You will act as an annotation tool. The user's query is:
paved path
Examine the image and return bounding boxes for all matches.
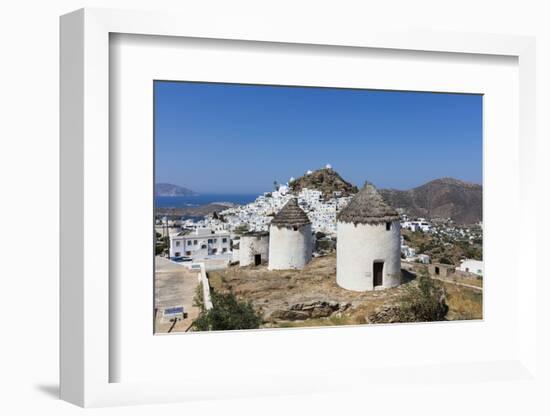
[155,256,201,333]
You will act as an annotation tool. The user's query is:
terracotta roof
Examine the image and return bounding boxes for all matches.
[337,181,400,225]
[270,198,311,229]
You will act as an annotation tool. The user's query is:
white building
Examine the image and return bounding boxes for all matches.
[402,219,432,233]
[169,228,231,260]
[336,182,402,291]
[417,254,431,264]
[239,231,270,266]
[401,244,416,259]
[268,198,313,270]
[458,259,483,276]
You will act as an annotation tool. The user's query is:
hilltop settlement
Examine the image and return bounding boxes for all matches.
[154,166,483,333]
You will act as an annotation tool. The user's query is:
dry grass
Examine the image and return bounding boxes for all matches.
[443,282,483,320]
[452,276,483,288]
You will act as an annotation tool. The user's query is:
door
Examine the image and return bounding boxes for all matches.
[373,261,384,287]
[254,254,262,266]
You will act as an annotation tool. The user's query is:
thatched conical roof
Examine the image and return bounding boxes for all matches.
[337,181,399,225]
[270,198,311,229]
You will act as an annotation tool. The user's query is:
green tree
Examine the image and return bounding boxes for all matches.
[438,256,453,265]
[155,244,165,255]
[192,291,262,331]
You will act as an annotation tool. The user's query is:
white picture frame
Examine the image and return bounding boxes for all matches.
[60,8,538,408]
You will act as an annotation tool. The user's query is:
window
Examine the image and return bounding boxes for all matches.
[213,239,217,243]
[201,245,207,249]
[174,252,181,257]
[208,239,213,244]
[193,240,198,245]
[185,251,191,256]
[222,248,227,253]
[187,240,192,246]
[222,238,227,243]
[293,226,298,231]
[386,222,391,231]
[175,241,181,247]
[211,248,217,254]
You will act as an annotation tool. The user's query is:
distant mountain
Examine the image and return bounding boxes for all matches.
[289,168,358,199]
[155,183,198,197]
[379,178,482,225]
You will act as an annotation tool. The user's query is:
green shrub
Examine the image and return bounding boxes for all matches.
[155,243,166,255]
[397,275,449,322]
[192,291,262,331]
[438,257,453,265]
[234,224,249,234]
[317,240,332,251]
[193,282,204,310]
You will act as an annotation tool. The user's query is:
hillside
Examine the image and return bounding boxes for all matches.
[289,168,358,199]
[207,253,482,328]
[155,183,197,197]
[379,178,482,224]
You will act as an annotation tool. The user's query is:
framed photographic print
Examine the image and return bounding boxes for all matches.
[60,8,538,408]
[153,81,483,335]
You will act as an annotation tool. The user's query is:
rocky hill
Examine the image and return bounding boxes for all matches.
[155,183,197,197]
[289,168,358,199]
[379,178,482,224]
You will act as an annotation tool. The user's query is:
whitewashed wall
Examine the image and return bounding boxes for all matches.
[336,220,401,291]
[268,224,312,270]
[239,234,270,266]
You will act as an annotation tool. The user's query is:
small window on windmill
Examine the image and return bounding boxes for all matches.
[386,222,391,231]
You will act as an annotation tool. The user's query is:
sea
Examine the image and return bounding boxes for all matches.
[155,193,258,209]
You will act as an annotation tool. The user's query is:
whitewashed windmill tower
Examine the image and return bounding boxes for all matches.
[239,231,270,266]
[336,182,401,291]
[268,198,312,270]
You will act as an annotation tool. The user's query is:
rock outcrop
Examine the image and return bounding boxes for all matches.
[270,300,351,321]
[289,168,358,199]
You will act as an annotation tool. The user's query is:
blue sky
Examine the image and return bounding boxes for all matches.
[155,81,482,194]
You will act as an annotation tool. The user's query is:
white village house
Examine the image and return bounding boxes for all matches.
[169,228,231,260]
[458,259,483,276]
[336,182,402,291]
